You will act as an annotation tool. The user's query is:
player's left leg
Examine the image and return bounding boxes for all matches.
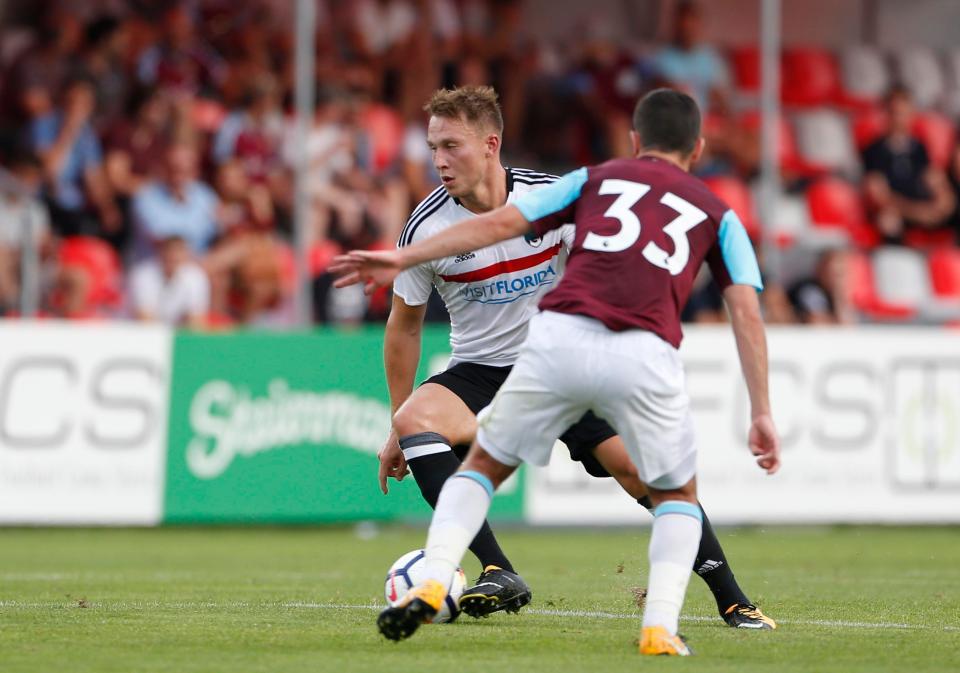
[590,434,776,630]
[377,444,517,641]
[639,475,701,656]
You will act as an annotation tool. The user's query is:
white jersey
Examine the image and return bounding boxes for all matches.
[393,168,574,367]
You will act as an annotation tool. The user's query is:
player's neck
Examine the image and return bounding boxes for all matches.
[459,164,508,214]
[637,150,691,173]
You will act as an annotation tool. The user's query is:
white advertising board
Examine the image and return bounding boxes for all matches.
[0,321,171,524]
[526,327,960,524]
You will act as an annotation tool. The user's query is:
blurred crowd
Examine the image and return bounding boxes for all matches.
[0,0,958,328]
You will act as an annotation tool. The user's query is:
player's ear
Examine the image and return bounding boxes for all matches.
[629,130,642,157]
[689,136,706,165]
[485,133,500,157]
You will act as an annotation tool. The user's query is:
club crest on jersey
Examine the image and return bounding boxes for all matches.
[524,233,543,248]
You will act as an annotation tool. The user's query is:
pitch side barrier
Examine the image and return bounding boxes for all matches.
[0,321,957,525]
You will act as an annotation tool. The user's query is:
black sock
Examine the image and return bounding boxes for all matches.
[400,433,515,573]
[639,497,750,614]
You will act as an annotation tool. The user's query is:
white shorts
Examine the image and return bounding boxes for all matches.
[476,311,696,490]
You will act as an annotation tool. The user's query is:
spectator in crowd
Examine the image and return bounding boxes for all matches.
[862,85,956,241]
[2,7,84,124]
[212,75,285,183]
[650,0,730,115]
[27,75,121,239]
[0,150,51,314]
[79,15,132,136]
[129,235,210,328]
[137,4,225,96]
[788,248,856,324]
[104,87,174,201]
[131,142,219,261]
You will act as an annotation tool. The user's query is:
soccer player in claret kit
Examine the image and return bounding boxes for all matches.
[335,85,779,654]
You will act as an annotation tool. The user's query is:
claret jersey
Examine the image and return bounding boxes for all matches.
[514,156,763,348]
[393,168,575,366]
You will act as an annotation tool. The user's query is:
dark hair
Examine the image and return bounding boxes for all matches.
[884,83,912,105]
[85,15,120,47]
[632,88,701,156]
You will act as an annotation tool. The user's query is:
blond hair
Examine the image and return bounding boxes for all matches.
[424,86,504,136]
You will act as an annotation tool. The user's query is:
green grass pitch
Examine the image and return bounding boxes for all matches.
[1,526,958,672]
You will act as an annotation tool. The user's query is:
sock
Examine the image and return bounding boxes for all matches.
[641,501,703,635]
[638,497,750,615]
[400,433,515,572]
[423,471,494,586]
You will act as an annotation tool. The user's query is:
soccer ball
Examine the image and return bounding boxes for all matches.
[383,549,467,623]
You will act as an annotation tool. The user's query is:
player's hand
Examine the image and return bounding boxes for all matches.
[748,414,781,475]
[377,431,409,494]
[330,250,405,295]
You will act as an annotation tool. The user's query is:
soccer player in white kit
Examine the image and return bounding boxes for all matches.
[333,88,781,656]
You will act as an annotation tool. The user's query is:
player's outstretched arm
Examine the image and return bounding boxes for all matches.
[331,205,530,293]
[723,284,781,475]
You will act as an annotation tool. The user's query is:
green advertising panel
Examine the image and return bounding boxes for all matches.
[164,327,524,523]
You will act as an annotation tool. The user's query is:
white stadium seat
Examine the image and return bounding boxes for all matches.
[872,246,960,322]
[840,46,890,102]
[893,47,946,109]
[792,109,860,178]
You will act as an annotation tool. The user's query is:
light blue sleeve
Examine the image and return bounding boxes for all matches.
[513,167,588,222]
[718,209,763,291]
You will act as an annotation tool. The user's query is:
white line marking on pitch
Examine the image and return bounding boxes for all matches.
[286,602,960,632]
[1,600,956,633]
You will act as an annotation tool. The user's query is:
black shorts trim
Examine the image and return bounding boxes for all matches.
[559,411,617,478]
[423,362,511,415]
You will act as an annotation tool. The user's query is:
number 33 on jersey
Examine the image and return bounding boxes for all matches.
[513,157,763,348]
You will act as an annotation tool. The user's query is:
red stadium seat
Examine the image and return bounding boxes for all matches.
[702,176,760,241]
[847,251,915,320]
[56,236,123,310]
[806,178,881,248]
[852,106,887,151]
[911,112,957,170]
[782,49,841,107]
[729,46,761,92]
[928,249,960,298]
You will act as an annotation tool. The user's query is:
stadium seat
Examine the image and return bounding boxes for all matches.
[851,106,887,151]
[750,188,814,248]
[729,46,761,92]
[929,248,960,298]
[893,47,946,109]
[872,246,933,308]
[838,46,891,107]
[806,178,881,248]
[792,109,860,177]
[871,246,960,322]
[781,48,840,107]
[847,250,915,320]
[702,176,760,241]
[56,237,123,310]
[911,111,957,170]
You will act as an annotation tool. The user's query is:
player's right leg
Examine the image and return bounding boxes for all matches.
[393,375,530,612]
[377,445,517,641]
